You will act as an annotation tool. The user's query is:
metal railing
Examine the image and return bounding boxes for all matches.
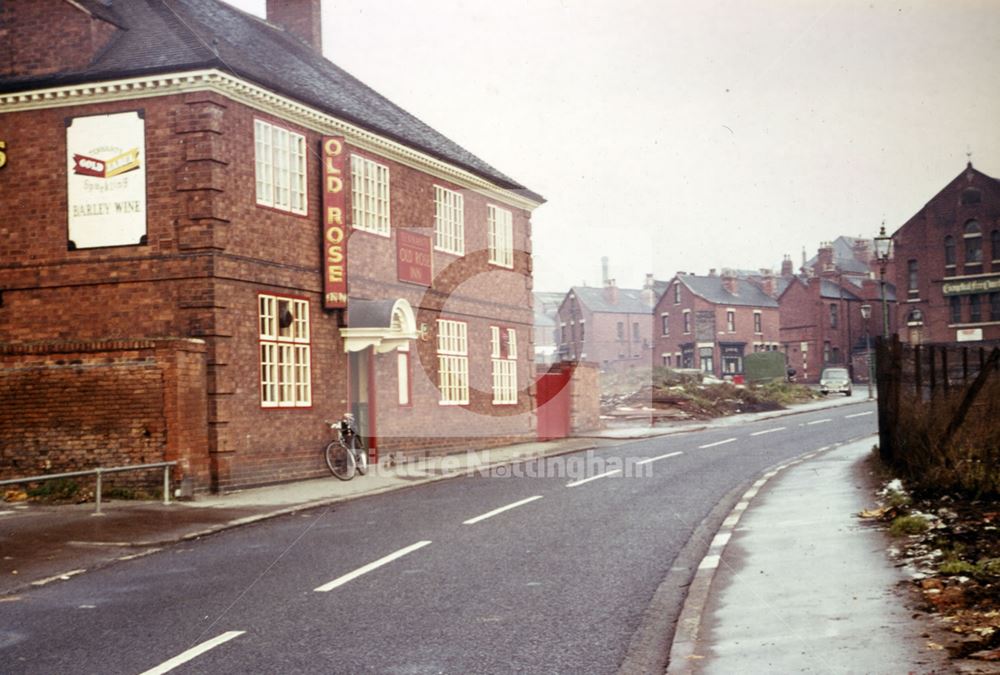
[0,461,177,515]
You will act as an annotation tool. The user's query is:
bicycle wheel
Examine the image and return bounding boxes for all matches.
[352,436,368,475]
[325,439,356,480]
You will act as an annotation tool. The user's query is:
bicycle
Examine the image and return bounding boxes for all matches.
[324,413,368,480]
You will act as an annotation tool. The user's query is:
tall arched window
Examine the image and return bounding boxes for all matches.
[965,220,983,270]
[992,229,1000,268]
[944,235,956,270]
[907,259,919,295]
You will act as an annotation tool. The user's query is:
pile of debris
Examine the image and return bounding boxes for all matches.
[862,479,1000,666]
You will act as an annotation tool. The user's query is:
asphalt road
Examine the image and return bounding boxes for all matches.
[1,400,877,674]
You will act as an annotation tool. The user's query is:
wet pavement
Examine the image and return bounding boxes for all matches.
[668,437,952,674]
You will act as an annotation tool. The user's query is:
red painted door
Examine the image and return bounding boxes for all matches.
[536,364,572,440]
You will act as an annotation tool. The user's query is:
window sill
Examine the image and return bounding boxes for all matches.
[948,320,1000,328]
[352,227,391,239]
[255,201,309,218]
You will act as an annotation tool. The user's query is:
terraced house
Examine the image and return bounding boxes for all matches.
[652,271,781,377]
[0,0,543,492]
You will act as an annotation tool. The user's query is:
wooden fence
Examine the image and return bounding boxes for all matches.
[875,336,1000,492]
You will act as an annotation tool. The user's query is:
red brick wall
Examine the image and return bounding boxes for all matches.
[0,339,209,491]
[778,275,889,382]
[0,0,119,78]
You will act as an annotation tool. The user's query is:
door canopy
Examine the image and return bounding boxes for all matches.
[341,298,418,353]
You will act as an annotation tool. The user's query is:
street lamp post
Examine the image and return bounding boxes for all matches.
[873,222,893,338]
[861,303,873,399]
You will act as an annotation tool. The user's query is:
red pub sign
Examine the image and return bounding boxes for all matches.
[397,229,432,286]
[322,136,348,309]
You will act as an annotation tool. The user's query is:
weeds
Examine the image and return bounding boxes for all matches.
[26,478,80,501]
[889,376,1000,498]
[889,514,931,536]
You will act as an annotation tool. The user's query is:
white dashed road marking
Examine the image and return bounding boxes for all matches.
[750,427,786,436]
[139,631,245,675]
[635,451,683,465]
[566,470,622,488]
[699,438,736,449]
[463,496,544,525]
[314,540,432,592]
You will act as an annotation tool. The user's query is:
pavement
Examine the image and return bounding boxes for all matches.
[1,390,925,672]
[667,436,952,674]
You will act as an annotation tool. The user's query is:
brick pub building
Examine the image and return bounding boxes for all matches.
[0,0,543,492]
[890,163,1000,345]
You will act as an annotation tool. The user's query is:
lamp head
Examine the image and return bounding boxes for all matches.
[873,221,892,262]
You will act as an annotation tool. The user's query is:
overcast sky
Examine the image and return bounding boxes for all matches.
[226,0,1000,293]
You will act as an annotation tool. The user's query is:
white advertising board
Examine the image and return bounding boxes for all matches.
[956,328,983,342]
[66,111,146,249]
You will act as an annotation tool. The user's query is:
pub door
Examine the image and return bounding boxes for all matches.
[349,347,376,460]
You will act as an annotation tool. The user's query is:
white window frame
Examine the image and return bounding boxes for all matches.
[726,309,736,332]
[661,312,669,336]
[437,319,469,405]
[434,185,465,255]
[487,204,514,268]
[259,294,311,407]
[254,119,307,215]
[491,326,518,405]
[351,154,391,236]
[683,309,691,334]
[753,311,762,334]
[397,343,411,407]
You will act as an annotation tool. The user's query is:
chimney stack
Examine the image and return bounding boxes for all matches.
[757,268,776,297]
[852,237,871,264]
[641,273,656,308]
[603,277,618,304]
[267,0,323,53]
[816,242,837,277]
[781,254,793,277]
[720,268,739,296]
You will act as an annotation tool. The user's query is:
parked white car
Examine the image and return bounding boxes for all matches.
[819,367,853,396]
